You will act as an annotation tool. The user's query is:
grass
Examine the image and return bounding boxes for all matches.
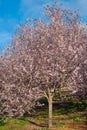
[0,100,87,130]
[0,118,29,130]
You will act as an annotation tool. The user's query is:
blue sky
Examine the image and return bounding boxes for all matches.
[0,0,87,53]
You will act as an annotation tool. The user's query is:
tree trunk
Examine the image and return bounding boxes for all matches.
[48,94,53,128]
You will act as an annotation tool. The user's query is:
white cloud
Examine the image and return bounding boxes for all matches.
[0,31,11,48]
[19,0,54,20]
[19,0,87,22]
[77,0,87,16]
[59,0,87,20]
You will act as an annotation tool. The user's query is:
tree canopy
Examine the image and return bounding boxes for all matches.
[0,3,87,128]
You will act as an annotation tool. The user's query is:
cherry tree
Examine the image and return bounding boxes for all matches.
[0,3,87,128]
[29,6,87,127]
[0,43,41,118]
[75,26,87,99]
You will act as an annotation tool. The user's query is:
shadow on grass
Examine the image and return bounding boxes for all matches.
[27,119,46,127]
[53,101,87,113]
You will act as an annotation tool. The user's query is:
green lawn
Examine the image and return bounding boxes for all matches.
[0,100,87,130]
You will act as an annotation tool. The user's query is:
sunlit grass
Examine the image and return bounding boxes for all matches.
[0,118,29,130]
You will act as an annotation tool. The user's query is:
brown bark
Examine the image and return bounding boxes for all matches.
[48,92,53,128]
